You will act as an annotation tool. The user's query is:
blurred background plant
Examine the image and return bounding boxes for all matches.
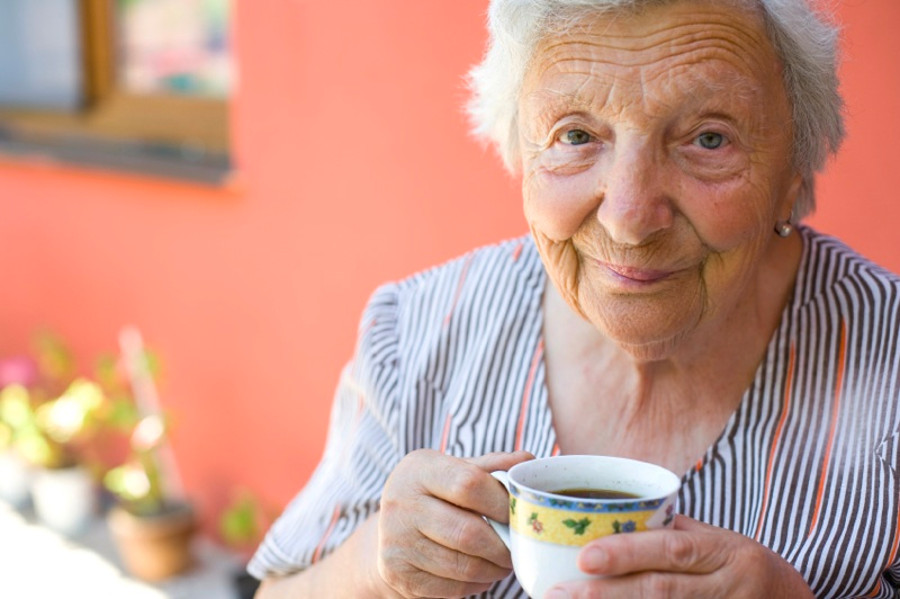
[0,329,159,535]
[219,490,272,557]
[103,412,171,515]
[100,325,180,517]
[0,330,143,474]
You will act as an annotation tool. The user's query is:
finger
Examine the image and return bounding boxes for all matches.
[465,450,535,473]
[576,517,729,576]
[464,450,533,521]
[378,557,496,599]
[416,496,514,569]
[414,451,532,522]
[411,519,513,583]
[549,571,716,599]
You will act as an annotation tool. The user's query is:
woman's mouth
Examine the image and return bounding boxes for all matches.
[598,261,675,285]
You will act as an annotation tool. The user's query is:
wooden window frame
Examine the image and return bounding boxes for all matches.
[0,0,232,185]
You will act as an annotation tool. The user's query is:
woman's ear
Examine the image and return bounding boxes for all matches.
[780,173,803,220]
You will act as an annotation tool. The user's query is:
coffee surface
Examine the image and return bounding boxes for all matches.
[550,487,641,500]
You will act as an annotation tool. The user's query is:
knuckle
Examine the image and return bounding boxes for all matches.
[377,556,408,595]
[450,516,483,552]
[450,464,484,496]
[664,533,700,570]
[454,551,482,579]
[408,448,439,463]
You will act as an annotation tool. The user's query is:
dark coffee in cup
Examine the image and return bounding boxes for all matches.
[550,487,641,500]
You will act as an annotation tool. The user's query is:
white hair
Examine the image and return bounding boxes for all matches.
[465,0,845,219]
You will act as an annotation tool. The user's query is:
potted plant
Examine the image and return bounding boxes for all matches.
[102,326,197,582]
[0,331,134,536]
[19,377,108,536]
[0,338,68,511]
[0,369,37,508]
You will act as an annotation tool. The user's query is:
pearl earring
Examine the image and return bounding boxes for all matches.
[774,220,793,238]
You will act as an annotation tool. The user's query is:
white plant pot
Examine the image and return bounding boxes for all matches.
[0,451,32,508]
[31,465,97,536]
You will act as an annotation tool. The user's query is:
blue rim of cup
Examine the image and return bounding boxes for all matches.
[509,481,668,513]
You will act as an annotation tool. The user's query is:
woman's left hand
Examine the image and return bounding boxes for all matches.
[545,515,814,599]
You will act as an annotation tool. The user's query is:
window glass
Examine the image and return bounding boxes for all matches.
[116,0,232,98]
[0,0,84,110]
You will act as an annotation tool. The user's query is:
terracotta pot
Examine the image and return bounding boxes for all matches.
[107,501,196,581]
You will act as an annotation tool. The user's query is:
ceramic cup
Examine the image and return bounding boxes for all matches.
[487,455,681,598]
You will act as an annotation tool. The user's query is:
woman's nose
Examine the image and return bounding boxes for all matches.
[595,142,674,245]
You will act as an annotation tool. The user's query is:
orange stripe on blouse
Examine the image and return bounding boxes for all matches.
[512,241,524,262]
[866,579,883,598]
[443,255,474,327]
[312,503,342,564]
[361,317,378,338]
[515,339,544,451]
[754,342,796,542]
[808,319,847,536]
[440,413,453,454]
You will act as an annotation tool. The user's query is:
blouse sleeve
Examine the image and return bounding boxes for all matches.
[248,283,404,579]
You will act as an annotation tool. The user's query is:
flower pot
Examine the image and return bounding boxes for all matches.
[107,501,196,581]
[0,450,32,509]
[31,464,97,536]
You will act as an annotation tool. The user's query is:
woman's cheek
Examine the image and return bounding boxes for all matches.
[523,168,598,241]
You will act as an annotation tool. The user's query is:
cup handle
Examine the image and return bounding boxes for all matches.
[484,471,511,549]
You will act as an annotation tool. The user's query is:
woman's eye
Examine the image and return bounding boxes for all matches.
[695,132,725,150]
[564,129,592,146]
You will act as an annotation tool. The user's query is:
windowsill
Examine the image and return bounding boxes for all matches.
[0,501,247,598]
[0,130,233,186]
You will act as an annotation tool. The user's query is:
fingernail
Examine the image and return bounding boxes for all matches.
[545,590,570,599]
[581,546,608,570]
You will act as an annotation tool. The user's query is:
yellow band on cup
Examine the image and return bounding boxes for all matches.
[508,492,671,546]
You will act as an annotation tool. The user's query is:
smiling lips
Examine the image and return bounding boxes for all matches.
[599,261,677,284]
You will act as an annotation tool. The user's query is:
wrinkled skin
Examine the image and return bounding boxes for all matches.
[514,1,813,597]
[375,450,534,598]
[520,1,801,363]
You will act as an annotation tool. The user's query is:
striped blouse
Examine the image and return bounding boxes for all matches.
[249,226,900,598]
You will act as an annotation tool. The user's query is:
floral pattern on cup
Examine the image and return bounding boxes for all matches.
[508,492,666,546]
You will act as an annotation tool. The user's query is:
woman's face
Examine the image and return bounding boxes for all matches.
[519,1,801,358]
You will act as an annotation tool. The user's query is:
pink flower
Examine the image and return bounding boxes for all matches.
[0,357,38,388]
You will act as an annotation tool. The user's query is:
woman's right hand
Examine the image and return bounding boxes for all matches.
[372,449,533,598]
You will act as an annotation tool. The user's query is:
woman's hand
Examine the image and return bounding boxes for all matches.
[373,449,533,598]
[545,515,813,599]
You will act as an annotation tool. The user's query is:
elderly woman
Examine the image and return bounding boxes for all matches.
[250,0,900,597]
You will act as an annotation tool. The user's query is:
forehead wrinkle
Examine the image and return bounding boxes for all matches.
[525,56,771,127]
[534,4,777,85]
[525,48,779,133]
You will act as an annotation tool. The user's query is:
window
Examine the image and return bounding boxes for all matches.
[0,0,234,184]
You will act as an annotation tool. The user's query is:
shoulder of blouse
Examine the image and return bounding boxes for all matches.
[353,233,542,360]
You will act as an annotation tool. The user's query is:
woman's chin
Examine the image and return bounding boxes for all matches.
[595,310,699,362]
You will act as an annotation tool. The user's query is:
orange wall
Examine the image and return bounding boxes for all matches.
[0,1,897,534]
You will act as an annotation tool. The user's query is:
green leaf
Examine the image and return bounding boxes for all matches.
[563,518,591,535]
